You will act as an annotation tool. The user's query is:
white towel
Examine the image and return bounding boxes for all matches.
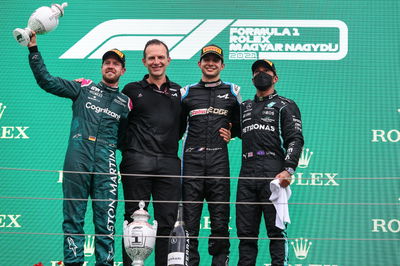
[269,179,292,229]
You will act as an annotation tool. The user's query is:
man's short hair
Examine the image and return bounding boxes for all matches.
[143,39,170,58]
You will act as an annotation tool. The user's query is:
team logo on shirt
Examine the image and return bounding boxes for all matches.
[85,102,121,120]
[217,93,229,99]
[88,86,103,98]
[244,102,252,112]
[262,110,274,116]
[242,123,275,133]
[260,117,275,123]
[189,107,228,117]
[113,97,127,107]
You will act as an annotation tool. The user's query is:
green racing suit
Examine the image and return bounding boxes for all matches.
[29,47,131,265]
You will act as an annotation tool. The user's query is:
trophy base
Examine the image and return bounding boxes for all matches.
[13,28,31,46]
[132,260,145,266]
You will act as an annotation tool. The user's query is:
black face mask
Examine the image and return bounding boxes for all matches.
[253,72,273,91]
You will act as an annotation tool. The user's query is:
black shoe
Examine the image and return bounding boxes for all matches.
[212,254,229,266]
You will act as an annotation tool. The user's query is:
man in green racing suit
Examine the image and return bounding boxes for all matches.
[27,32,131,266]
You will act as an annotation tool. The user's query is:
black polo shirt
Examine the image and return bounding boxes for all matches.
[119,75,182,157]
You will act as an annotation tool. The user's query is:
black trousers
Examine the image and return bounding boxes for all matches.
[120,151,181,266]
[182,150,230,266]
[236,159,288,266]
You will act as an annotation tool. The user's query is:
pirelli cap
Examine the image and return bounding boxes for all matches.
[251,59,276,75]
[200,44,223,61]
[102,49,126,67]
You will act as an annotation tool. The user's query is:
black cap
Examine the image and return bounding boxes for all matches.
[200,44,223,61]
[102,49,126,67]
[251,59,276,75]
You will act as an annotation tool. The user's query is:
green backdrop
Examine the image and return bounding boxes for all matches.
[1,1,399,265]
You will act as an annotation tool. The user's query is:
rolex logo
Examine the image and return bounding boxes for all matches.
[371,109,400,143]
[0,103,30,139]
[291,238,312,259]
[298,148,313,168]
[0,103,6,119]
[84,235,95,257]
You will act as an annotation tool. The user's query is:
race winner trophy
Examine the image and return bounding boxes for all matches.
[13,2,68,46]
[123,200,158,266]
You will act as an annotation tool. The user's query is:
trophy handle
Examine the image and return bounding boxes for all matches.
[52,3,68,17]
[13,28,32,46]
[152,220,158,231]
[123,220,129,232]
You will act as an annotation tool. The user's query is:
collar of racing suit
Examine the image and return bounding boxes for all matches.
[199,79,222,88]
[254,90,277,102]
[98,81,118,92]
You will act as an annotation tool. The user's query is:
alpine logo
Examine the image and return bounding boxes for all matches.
[60,19,348,61]
[217,93,229,99]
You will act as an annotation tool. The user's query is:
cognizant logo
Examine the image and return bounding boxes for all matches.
[60,19,348,61]
[85,102,120,120]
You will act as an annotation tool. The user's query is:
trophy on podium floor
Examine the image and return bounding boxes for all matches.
[123,200,158,266]
[13,2,68,46]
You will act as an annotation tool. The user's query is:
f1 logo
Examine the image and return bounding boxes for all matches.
[60,19,348,61]
[60,19,233,60]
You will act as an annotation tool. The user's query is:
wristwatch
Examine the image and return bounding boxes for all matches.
[284,167,295,175]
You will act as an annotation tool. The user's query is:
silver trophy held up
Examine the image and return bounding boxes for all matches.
[123,200,158,266]
[13,2,68,46]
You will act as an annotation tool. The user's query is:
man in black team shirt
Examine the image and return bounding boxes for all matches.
[119,39,182,266]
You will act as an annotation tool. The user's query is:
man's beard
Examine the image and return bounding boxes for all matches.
[103,75,120,85]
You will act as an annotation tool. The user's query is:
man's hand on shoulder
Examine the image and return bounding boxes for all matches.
[73,78,93,87]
